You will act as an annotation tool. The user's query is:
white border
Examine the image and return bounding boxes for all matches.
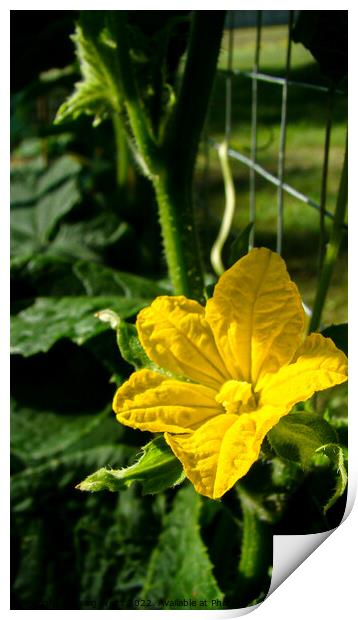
[4,4,356,618]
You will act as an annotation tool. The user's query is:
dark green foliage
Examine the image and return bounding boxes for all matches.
[140,485,223,608]
[11,295,150,356]
[292,11,348,85]
[321,323,348,356]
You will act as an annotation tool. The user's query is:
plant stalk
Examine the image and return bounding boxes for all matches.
[164,11,226,187]
[110,11,160,175]
[110,11,225,301]
[112,113,129,190]
[237,488,272,606]
[310,135,348,332]
[153,172,204,301]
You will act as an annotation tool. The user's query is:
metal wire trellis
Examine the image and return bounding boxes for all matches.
[206,9,348,263]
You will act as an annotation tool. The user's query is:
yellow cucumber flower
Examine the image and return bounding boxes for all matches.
[113,248,347,499]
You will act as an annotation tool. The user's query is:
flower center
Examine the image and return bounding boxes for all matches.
[215,380,257,415]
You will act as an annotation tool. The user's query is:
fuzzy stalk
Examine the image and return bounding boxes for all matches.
[237,489,272,606]
[153,171,204,301]
[112,113,129,190]
[110,11,160,174]
[164,11,226,188]
[111,11,225,301]
[310,136,348,332]
[156,11,226,300]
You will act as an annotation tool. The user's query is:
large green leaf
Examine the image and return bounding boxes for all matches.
[10,254,88,298]
[11,161,44,206]
[77,436,185,495]
[11,296,149,356]
[11,177,81,256]
[11,401,110,462]
[36,155,82,197]
[140,485,223,608]
[48,217,130,261]
[73,260,171,297]
[268,411,338,469]
[11,155,82,206]
[11,445,131,508]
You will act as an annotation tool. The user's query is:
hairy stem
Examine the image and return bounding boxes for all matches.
[112,113,129,189]
[237,488,272,605]
[310,135,348,332]
[157,11,226,299]
[153,173,204,301]
[110,11,225,301]
[110,11,160,174]
[164,11,226,186]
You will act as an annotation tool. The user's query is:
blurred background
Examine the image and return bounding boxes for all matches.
[11,10,348,610]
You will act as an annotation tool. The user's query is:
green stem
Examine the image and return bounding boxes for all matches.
[110,11,160,175]
[317,85,335,274]
[112,113,129,189]
[110,11,225,301]
[310,135,348,332]
[153,173,204,301]
[237,488,272,605]
[164,11,226,186]
[157,11,226,300]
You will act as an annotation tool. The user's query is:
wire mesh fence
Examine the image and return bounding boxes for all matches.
[203,9,347,327]
[205,10,347,251]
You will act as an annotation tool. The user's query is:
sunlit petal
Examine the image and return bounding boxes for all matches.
[206,247,305,385]
[165,406,284,499]
[258,332,348,409]
[137,295,230,389]
[113,368,222,433]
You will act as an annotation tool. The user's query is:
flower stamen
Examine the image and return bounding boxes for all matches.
[216,380,257,415]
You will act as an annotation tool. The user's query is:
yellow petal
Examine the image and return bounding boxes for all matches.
[137,296,230,389]
[113,369,223,433]
[258,333,348,409]
[206,247,305,386]
[165,406,283,499]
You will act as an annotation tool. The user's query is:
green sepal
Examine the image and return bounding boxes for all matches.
[116,319,158,371]
[76,436,185,495]
[313,443,348,514]
[267,411,338,469]
[115,319,186,378]
[97,312,176,376]
[95,311,162,372]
